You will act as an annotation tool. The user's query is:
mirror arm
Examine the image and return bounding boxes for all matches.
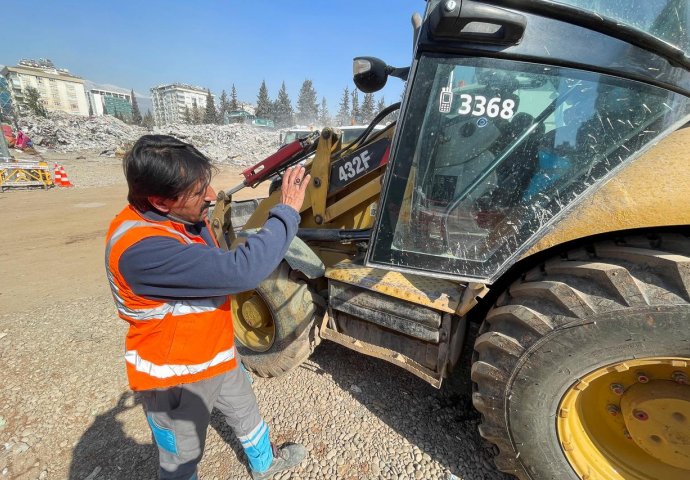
[387,66,410,81]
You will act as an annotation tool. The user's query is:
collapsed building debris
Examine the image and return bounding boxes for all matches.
[15,112,280,166]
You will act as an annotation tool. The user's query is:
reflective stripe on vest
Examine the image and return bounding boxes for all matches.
[125,346,235,379]
[105,220,200,321]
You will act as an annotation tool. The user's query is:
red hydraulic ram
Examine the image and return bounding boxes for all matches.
[224,132,319,196]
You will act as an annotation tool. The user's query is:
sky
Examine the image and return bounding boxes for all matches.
[0,1,424,115]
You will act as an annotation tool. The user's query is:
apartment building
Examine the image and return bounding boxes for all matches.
[151,83,212,125]
[85,81,132,119]
[0,59,89,116]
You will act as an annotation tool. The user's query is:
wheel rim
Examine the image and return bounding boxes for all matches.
[557,357,690,479]
[231,291,275,352]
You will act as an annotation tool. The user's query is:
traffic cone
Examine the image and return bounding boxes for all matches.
[59,165,74,187]
[53,163,63,186]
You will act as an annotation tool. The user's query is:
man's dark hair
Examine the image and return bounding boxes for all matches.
[123,134,216,212]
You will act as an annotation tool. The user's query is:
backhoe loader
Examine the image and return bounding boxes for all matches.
[211,1,690,478]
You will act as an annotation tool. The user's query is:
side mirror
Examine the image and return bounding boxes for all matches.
[353,56,411,93]
[353,57,388,93]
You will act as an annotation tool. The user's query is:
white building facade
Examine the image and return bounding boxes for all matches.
[84,81,132,118]
[0,59,89,116]
[151,83,212,125]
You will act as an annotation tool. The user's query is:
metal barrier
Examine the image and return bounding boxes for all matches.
[0,160,54,191]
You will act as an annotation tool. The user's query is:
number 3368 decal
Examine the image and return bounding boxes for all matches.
[457,94,515,119]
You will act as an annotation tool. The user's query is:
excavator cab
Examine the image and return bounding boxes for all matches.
[366,0,690,283]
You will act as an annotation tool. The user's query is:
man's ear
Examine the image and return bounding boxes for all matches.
[148,196,173,213]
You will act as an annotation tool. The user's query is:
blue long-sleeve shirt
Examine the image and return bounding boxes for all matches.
[119,203,300,300]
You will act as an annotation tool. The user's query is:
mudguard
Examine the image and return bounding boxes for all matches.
[238,229,325,279]
[284,235,325,279]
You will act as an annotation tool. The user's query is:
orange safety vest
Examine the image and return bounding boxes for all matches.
[105,205,236,391]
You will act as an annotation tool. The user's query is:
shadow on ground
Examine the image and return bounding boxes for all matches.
[303,323,512,480]
[69,391,253,480]
[68,392,156,480]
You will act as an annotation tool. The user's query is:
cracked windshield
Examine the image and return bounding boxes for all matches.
[371,56,690,280]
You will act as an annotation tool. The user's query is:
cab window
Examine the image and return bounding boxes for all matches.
[368,55,690,281]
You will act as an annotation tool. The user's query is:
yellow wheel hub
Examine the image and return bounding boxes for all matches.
[558,358,690,479]
[231,291,275,352]
[241,296,271,328]
[621,381,690,470]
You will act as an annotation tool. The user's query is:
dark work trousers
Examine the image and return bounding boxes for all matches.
[139,366,273,480]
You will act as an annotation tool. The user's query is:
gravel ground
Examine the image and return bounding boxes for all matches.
[0,296,507,480]
[1,150,510,480]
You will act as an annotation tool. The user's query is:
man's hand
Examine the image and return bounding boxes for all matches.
[280,165,311,213]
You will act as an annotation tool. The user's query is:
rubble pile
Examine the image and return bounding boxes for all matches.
[153,123,279,166]
[17,112,146,153]
[16,113,281,166]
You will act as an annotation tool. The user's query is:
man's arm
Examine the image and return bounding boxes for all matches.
[120,204,300,298]
[121,165,311,299]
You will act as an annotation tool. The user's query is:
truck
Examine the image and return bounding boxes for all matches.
[211,1,690,478]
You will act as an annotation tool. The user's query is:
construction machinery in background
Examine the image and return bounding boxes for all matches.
[279,126,320,146]
[0,124,55,191]
[211,1,690,479]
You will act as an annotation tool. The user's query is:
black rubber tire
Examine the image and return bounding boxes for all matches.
[472,234,690,479]
[236,261,319,377]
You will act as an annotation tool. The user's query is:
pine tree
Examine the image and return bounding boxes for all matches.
[336,87,350,126]
[204,90,217,124]
[351,89,360,124]
[227,84,241,124]
[230,84,239,111]
[130,89,142,125]
[142,110,155,129]
[255,80,272,120]
[183,106,192,124]
[296,79,318,126]
[376,96,386,116]
[191,104,202,124]
[319,97,331,126]
[361,92,375,124]
[273,81,294,128]
[22,87,47,117]
[218,90,230,125]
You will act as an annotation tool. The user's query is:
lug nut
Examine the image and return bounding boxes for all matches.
[672,371,688,385]
[636,371,649,383]
[610,383,625,396]
[607,404,620,416]
[633,409,649,421]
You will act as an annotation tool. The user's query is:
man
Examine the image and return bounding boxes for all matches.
[105,134,310,480]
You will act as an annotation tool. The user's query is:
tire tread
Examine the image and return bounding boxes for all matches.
[472,235,690,479]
